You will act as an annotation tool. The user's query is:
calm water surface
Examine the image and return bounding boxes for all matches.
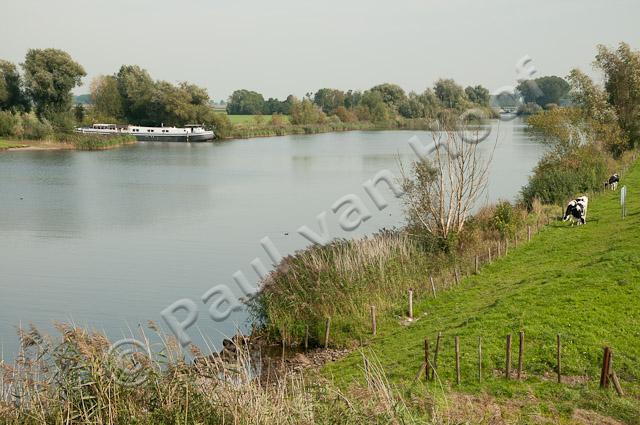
[0,120,544,358]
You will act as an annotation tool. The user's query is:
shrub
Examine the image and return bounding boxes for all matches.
[46,110,76,133]
[0,110,18,136]
[206,112,232,139]
[520,145,608,209]
[517,102,542,115]
[21,112,54,140]
[270,113,286,126]
[492,201,523,237]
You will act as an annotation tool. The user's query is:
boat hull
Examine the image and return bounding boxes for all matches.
[132,133,214,142]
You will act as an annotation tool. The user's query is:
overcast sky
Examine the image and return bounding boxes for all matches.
[2,0,639,101]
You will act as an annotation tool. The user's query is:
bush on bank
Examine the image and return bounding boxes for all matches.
[0,110,54,140]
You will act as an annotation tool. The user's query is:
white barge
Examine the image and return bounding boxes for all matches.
[75,124,215,142]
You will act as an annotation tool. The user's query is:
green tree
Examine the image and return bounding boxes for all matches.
[370,83,407,110]
[22,49,85,119]
[290,97,325,125]
[517,76,570,108]
[566,68,627,156]
[226,89,265,115]
[313,88,345,115]
[344,90,361,109]
[73,103,85,122]
[464,85,490,106]
[179,82,209,106]
[398,92,425,118]
[594,42,640,147]
[90,75,123,120]
[116,65,156,124]
[0,60,29,112]
[567,69,617,123]
[434,79,468,110]
[358,90,390,123]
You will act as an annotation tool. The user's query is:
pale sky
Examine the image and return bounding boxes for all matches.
[2,0,639,101]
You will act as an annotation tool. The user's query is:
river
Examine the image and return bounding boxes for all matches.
[0,119,544,359]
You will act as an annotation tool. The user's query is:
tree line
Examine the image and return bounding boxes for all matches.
[225,81,492,124]
[2,43,637,143]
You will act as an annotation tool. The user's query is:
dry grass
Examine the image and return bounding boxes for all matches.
[0,323,422,424]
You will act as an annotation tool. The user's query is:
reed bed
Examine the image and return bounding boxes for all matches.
[59,133,136,150]
[0,324,420,424]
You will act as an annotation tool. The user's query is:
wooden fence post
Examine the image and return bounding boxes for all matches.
[424,339,431,380]
[505,239,509,256]
[600,346,612,388]
[497,241,502,257]
[430,276,436,298]
[370,305,377,336]
[611,370,624,396]
[280,334,285,364]
[455,336,461,385]
[517,331,524,379]
[432,332,442,380]
[324,317,331,349]
[515,234,518,247]
[281,328,286,365]
[475,255,479,274]
[478,336,482,383]
[505,334,512,379]
[527,225,532,242]
[488,247,492,263]
[454,268,460,286]
[557,334,562,384]
[408,289,413,319]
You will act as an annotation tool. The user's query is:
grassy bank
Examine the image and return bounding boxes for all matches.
[320,161,640,423]
[60,133,137,150]
[0,133,136,151]
[0,139,28,150]
[250,202,556,349]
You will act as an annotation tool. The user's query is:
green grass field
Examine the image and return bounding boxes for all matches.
[324,163,640,423]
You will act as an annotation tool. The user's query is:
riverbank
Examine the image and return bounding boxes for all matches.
[0,139,29,150]
[0,134,136,152]
[216,115,459,140]
[317,159,640,423]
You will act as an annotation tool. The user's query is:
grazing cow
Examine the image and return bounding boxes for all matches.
[563,196,589,225]
[605,173,620,191]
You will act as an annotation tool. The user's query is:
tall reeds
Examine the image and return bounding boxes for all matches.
[0,324,417,424]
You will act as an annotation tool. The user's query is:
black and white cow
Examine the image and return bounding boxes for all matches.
[605,173,620,191]
[563,196,589,225]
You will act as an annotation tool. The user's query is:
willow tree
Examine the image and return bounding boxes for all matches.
[594,42,640,148]
[22,48,85,118]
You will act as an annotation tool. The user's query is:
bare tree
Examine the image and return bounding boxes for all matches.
[402,123,495,243]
